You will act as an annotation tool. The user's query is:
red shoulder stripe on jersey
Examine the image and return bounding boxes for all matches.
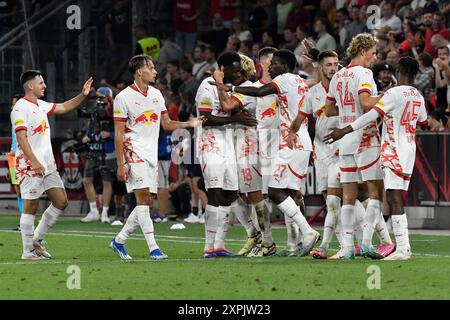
[161,110,168,115]
[389,167,411,181]
[14,126,27,132]
[340,166,358,172]
[198,108,212,112]
[358,156,380,171]
[22,97,39,107]
[288,164,306,180]
[271,81,281,94]
[373,106,385,116]
[113,117,128,122]
[47,103,57,116]
[231,95,243,107]
[316,109,323,117]
[298,110,310,118]
[358,88,372,95]
[326,96,335,101]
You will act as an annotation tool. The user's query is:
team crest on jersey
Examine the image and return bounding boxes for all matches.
[260,102,277,120]
[133,110,158,126]
[31,120,48,136]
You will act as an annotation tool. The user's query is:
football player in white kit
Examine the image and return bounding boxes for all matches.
[324,34,394,259]
[196,52,258,258]
[11,70,93,260]
[110,55,202,260]
[212,51,278,257]
[211,49,320,256]
[325,56,428,260]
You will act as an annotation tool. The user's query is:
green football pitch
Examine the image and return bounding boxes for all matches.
[1,215,450,300]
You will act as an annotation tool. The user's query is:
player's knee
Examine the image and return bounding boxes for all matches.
[268,188,285,205]
[54,198,68,210]
[326,195,341,211]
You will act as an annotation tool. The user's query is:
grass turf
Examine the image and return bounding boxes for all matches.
[0,215,450,300]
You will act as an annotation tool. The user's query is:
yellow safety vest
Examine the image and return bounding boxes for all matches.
[138,37,160,61]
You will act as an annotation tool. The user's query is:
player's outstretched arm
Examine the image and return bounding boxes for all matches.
[160,113,204,132]
[359,91,382,113]
[213,67,241,112]
[208,81,277,97]
[15,130,45,177]
[53,77,93,115]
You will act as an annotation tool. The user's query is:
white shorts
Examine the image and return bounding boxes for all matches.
[340,147,382,183]
[382,167,411,191]
[19,171,65,200]
[235,127,262,193]
[315,156,341,192]
[198,129,238,191]
[125,161,157,194]
[268,149,310,192]
[158,160,170,189]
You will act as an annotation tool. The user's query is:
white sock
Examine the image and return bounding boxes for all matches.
[259,199,274,245]
[20,214,35,254]
[277,197,314,238]
[33,204,62,241]
[89,202,98,214]
[215,205,231,250]
[340,204,355,250]
[284,212,299,251]
[320,195,340,250]
[135,205,159,252]
[102,207,109,216]
[361,199,380,246]
[115,207,139,244]
[335,214,343,247]
[392,214,410,250]
[204,205,218,251]
[231,199,257,237]
[354,200,366,246]
[375,211,393,244]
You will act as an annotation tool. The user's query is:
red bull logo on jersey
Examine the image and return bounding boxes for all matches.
[133,110,159,126]
[31,121,48,136]
[260,102,277,120]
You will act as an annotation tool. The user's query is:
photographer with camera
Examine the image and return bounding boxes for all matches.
[80,87,125,223]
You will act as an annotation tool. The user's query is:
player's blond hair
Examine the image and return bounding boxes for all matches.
[239,54,256,79]
[346,33,378,60]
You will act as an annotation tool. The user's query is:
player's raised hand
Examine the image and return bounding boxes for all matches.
[208,81,232,92]
[213,66,225,84]
[323,127,346,144]
[286,131,298,149]
[187,116,205,128]
[82,77,94,96]
[117,164,129,182]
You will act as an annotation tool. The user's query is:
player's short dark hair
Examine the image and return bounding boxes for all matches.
[20,70,42,87]
[217,52,241,68]
[318,50,338,63]
[397,56,419,79]
[273,49,297,72]
[258,47,277,60]
[128,54,153,74]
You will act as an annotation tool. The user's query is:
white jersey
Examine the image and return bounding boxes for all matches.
[230,80,257,130]
[10,98,57,177]
[300,82,339,160]
[327,65,380,155]
[113,85,167,166]
[272,73,312,152]
[372,85,427,174]
[254,79,279,131]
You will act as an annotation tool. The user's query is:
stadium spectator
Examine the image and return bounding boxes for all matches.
[415,52,435,100]
[396,0,414,20]
[223,35,241,55]
[386,50,400,69]
[157,33,184,75]
[276,0,293,43]
[178,62,201,116]
[345,5,365,44]
[175,0,201,54]
[189,44,210,80]
[334,7,350,50]
[246,0,269,43]
[427,109,450,131]
[398,18,418,56]
[433,46,450,110]
[0,0,19,38]
[238,40,253,57]
[313,16,337,52]
[280,27,299,52]
[431,34,450,53]
[374,1,402,36]
[154,128,173,223]
[165,60,183,95]
[373,63,396,94]
[425,11,450,58]
[205,13,230,55]
[230,17,253,42]
[286,0,310,32]
[210,0,241,29]
[134,24,160,62]
[261,30,276,47]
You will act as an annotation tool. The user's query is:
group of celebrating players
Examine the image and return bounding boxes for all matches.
[11,32,426,261]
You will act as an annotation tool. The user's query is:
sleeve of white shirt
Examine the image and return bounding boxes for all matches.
[350,108,380,131]
[196,86,214,113]
[11,105,28,133]
[372,89,396,116]
[299,91,313,117]
[271,74,288,94]
[39,99,57,116]
[159,91,168,115]
[113,94,129,121]
[357,69,376,96]
[417,96,428,125]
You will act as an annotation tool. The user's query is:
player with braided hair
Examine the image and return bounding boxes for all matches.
[325,56,428,260]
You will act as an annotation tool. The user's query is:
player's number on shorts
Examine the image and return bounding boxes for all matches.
[241,168,253,185]
[273,164,287,179]
[337,81,356,113]
[400,101,420,134]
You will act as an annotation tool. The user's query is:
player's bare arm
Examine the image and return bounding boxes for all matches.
[160,113,204,131]
[114,120,128,183]
[213,67,241,112]
[15,130,44,177]
[286,113,307,149]
[359,91,382,113]
[52,77,93,115]
[209,81,277,98]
